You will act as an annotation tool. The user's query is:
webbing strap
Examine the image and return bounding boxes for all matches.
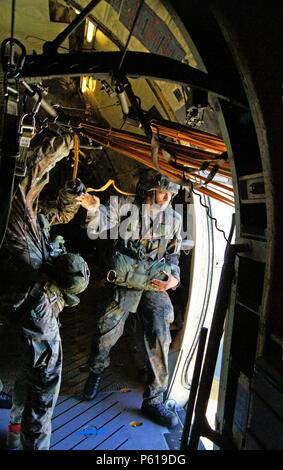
[71,134,133,196]
[72,133,79,183]
[86,179,135,196]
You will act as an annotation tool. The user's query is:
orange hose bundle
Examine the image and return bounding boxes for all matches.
[78,120,234,206]
[151,119,227,153]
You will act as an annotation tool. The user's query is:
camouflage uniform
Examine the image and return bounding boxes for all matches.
[86,193,182,404]
[0,378,12,409]
[0,134,82,450]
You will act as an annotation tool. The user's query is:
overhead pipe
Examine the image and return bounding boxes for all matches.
[21,81,58,118]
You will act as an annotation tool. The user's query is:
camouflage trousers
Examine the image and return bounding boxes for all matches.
[10,298,62,450]
[88,290,174,404]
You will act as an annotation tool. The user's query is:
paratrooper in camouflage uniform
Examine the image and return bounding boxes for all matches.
[0,134,89,450]
[78,170,182,428]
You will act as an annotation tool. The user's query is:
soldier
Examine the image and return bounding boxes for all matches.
[77,170,182,428]
[0,134,90,450]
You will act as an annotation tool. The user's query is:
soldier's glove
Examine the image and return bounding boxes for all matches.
[64,178,86,196]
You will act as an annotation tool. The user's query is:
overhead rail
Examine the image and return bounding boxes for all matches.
[20,51,247,109]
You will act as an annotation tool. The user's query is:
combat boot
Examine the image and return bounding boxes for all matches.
[83,372,102,401]
[141,401,179,428]
[6,423,22,450]
[0,391,12,409]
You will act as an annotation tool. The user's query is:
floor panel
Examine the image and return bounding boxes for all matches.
[0,280,182,450]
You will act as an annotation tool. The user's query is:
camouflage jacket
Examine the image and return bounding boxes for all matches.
[0,134,78,310]
[86,195,182,312]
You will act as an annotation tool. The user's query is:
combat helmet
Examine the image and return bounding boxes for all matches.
[136,169,179,202]
[54,253,90,306]
[146,172,179,194]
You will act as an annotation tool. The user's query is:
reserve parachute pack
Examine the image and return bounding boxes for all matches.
[53,253,90,306]
[107,251,171,291]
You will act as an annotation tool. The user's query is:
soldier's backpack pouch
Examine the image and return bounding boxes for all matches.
[107,251,171,291]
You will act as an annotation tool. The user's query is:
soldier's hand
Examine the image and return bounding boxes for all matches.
[76,193,100,211]
[151,272,179,291]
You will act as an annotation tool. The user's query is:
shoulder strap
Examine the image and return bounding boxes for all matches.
[157,211,167,260]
